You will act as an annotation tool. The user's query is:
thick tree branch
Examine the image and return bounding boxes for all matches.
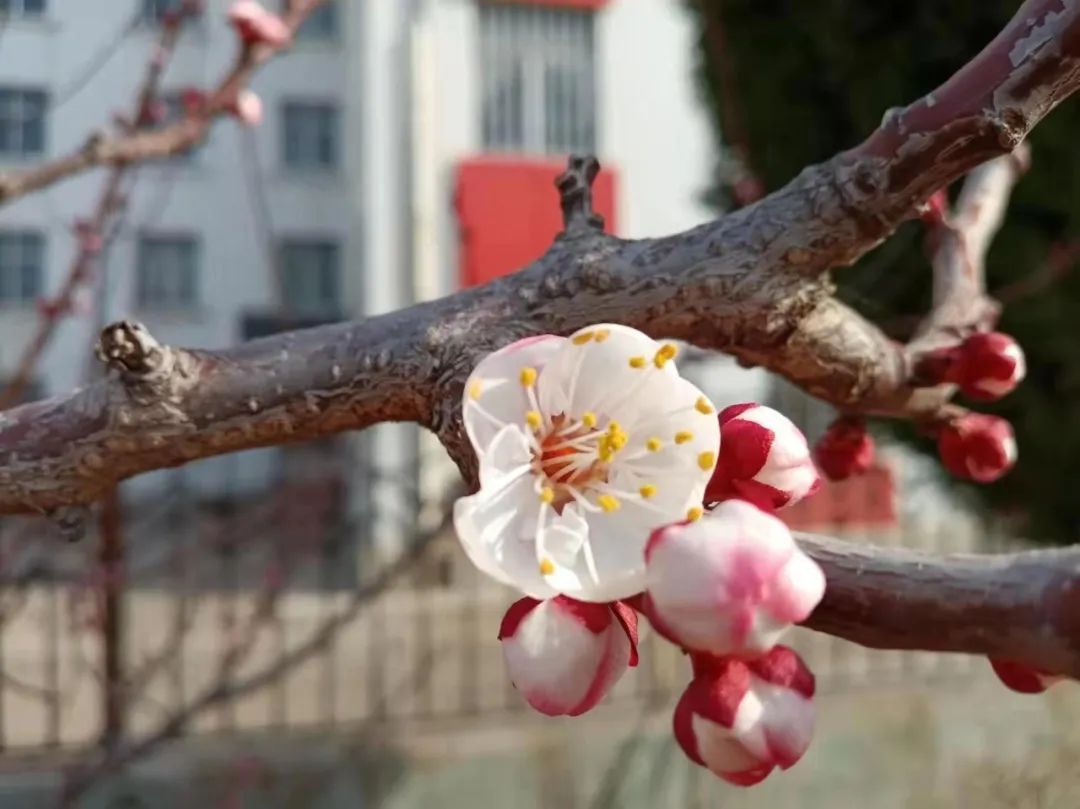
[0,0,1078,516]
[0,1,325,207]
[797,532,1080,678]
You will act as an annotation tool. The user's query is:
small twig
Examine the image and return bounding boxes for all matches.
[0,1,326,208]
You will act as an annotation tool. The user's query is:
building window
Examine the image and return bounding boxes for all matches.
[0,231,43,304]
[136,234,199,310]
[479,5,596,155]
[0,87,47,158]
[0,0,46,16]
[282,102,339,170]
[292,0,336,41]
[280,239,340,316]
[141,0,199,24]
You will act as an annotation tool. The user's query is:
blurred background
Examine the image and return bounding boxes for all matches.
[0,0,1077,806]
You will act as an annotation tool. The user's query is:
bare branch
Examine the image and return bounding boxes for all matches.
[0,1,325,207]
[913,145,1031,351]
[798,533,1080,678]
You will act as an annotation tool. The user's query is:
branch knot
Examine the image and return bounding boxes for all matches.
[96,321,174,382]
[556,154,605,236]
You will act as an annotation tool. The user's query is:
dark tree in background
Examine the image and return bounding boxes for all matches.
[691,0,1080,541]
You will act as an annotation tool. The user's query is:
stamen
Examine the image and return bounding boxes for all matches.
[646,437,662,452]
[686,506,703,522]
[597,494,620,513]
[468,380,483,400]
[582,412,597,428]
[539,557,556,575]
[526,411,543,431]
[639,484,657,499]
[565,486,601,512]
[539,487,555,504]
[519,367,538,387]
[675,431,694,445]
[572,331,594,345]
[653,343,678,368]
[594,329,611,342]
[628,356,647,369]
[695,397,714,415]
[698,451,716,471]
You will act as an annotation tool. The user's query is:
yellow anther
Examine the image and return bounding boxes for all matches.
[695,397,714,415]
[653,343,678,368]
[572,331,594,345]
[675,431,694,445]
[519,367,538,386]
[598,494,621,513]
[539,558,556,575]
[582,412,598,428]
[686,506,704,522]
[646,437,663,452]
[629,356,647,369]
[539,486,555,504]
[468,381,483,401]
[698,451,716,471]
[595,329,611,342]
[526,411,543,431]
[639,484,657,499]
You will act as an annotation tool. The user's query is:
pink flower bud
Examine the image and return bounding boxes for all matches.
[498,596,638,717]
[937,413,1016,483]
[674,646,816,786]
[705,403,821,510]
[229,90,263,126]
[227,1,292,48]
[813,417,875,481]
[952,332,1026,401]
[643,499,825,656]
[989,659,1063,694]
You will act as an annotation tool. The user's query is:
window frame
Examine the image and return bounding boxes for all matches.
[0,229,44,306]
[135,232,200,312]
[0,85,48,159]
[280,100,341,171]
[278,237,342,318]
[478,4,597,156]
[288,0,339,43]
[0,0,47,17]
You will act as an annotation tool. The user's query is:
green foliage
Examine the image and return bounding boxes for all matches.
[690,0,1080,540]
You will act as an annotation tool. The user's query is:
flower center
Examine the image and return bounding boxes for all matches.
[530,413,625,511]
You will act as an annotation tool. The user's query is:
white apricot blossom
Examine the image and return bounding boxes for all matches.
[453,325,720,603]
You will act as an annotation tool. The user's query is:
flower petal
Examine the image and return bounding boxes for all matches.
[540,505,588,570]
[537,324,680,419]
[478,424,534,489]
[464,335,564,455]
[453,474,556,600]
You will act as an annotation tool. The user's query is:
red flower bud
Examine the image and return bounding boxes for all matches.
[813,417,875,481]
[951,332,1026,401]
[937,413,1016,483]
[989,659,1062,694]
[674,646,816,786]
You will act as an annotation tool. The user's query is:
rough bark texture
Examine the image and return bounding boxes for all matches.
[797,532,1080,677]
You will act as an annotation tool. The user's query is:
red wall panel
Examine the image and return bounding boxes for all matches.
[455,157,617,288]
